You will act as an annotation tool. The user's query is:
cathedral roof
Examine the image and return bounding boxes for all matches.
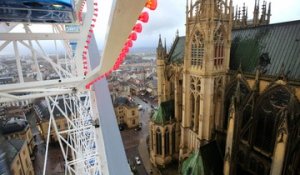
[151,100,174,125]
[165,20,300,81]
[181,149,204,175]
[181,141,223,175]
[230,20,300,80]
[168,36,185,64]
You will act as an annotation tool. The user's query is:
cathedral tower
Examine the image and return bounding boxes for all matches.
[156,35,167,104]
[180,0,233,159]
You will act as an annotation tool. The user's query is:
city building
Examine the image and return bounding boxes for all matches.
[0,77,14,85]
[34,99,68,142]
[152,0,300,175]
[113,97,140,129]
[0,133,35,175]
[0,117,35,155]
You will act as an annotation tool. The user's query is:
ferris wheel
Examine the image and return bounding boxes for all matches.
[0,0,157,174]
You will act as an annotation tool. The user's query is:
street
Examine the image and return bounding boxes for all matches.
[120,96,155,175]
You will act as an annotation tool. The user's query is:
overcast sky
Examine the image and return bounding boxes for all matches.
[95,0,300,50]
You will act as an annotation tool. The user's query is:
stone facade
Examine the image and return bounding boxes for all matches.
[38,116,67,142]
[113,97,139,129]
[151,0,300,174]
[10,140,35,175]
[1,118,35,155]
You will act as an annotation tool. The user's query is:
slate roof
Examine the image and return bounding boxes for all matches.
[168,36,185,64]
[0,136,25,166]
[230,20,300,80]
[0,133,10,174]
[0,147,10,174]
[181,141,223,175]
[34,98,72,120]
[0,117,28,135]
[151,100,174,125]
[113,97,137,107]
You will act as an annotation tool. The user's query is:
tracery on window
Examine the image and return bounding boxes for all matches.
[191,31,204,66]
[224,80,250,130]
[241,103,252,142]
[254,87,290,154]
[214,29,224,67]
[156,128,162,155]
[190,94,195,129]
[165,128,169,155]
[190,75,201,131]
[172,126,176,153]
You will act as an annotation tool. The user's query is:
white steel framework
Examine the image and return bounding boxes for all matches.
[0,0,149,174]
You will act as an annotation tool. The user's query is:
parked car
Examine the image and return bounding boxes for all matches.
[138,104,143,110]
[119,124,125,131]
[135,156,141,165]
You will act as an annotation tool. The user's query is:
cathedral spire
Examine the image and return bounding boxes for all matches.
[253,0,260,26]
[267,2,271,23]
[164,38,167,54]
[158,34,163,48]
[157,34,164,59]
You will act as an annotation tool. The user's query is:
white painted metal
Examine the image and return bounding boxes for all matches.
[0,0,149,174]
[85,0,147,84]
[0,33,82,40]
[43,93,102,175]
[13,41,24,83]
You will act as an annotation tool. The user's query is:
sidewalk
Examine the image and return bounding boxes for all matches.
[138,138,161,175]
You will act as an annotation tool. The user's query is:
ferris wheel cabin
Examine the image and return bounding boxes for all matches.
[0,0,75,23]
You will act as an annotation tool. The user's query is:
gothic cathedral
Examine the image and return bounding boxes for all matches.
[150,0,300,175]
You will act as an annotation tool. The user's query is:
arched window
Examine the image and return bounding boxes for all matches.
[214,29,224,67]
[190,94,195,129]
[156,128,162,155]
[254,87,290,154]
[190,76,201,131]
[191,31,204,66]
[195,95,200,131]
[224,81,250,130]
[241,103,252,142]
[172,126,176,154]
[237,151,245,164]
[165,128,170,155]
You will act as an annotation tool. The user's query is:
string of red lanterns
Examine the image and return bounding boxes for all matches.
[85,0,157,89]
[79,0,99,76]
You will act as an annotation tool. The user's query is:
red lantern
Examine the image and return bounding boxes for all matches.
[138,12,149,23]
[122,46,129,54]
[126,40,133,48]
[145,0,157,10]
[129,32,137,41]
[133,23,142,33]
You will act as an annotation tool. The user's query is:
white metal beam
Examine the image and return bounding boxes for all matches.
[0,78,82,93]
[0,89,73,103]
[73,0,95,76]
[13,41,24,83]
[0,33,81,40]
